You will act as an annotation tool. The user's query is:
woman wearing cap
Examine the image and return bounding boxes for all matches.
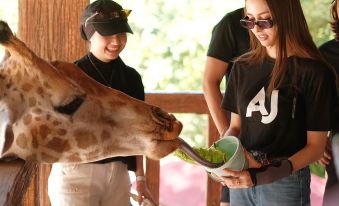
[217,0,337,205]
[48,0,154,205]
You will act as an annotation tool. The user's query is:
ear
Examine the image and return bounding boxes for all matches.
[0,111,13,158]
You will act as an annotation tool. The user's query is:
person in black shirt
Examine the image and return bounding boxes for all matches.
[203,8,249,206]
[218,0,337,205]
[48,1,154,205]
[319,0,339,204]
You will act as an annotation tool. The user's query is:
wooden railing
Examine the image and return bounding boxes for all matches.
[144,92,222,206]
[22,92,222,206]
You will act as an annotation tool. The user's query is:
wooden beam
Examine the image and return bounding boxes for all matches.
[146,92,209,114]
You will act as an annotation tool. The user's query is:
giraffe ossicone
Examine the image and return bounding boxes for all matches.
[0,20,182,163]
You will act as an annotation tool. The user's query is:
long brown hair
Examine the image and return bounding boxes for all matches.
[239,0,324,93]
[331,0,339,40]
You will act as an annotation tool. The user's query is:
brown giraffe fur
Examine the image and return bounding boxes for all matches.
[0,20,182,164]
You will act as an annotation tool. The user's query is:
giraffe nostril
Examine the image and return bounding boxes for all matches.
[151,107,173,131]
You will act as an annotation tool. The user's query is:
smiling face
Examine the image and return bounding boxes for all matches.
[246,0,278,57]
[89,32,127,62]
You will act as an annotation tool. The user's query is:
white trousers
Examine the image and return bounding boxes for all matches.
[48,161,131,206]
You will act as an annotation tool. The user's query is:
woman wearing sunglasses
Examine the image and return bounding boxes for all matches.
[319,0,339,203]
[218,0,337,205]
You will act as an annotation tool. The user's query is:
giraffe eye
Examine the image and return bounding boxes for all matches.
[55,96,85,115]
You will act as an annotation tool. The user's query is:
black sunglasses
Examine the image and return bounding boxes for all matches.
[240,17,274,29]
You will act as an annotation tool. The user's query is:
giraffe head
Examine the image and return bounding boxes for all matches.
[0,21,182,163]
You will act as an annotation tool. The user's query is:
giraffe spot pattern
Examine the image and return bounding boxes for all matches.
[30,127,39,148]
[46,137,71,153]
[86,149,101,161]
[57,128,67,136]
[32,108,42,114]
[22,83,33,92]
[28,97,36,107]
[53,120,61,126]
[43,81,52,89]
[67,153,82,162]
[36,87,44,97]
[23,114,32,125]
[73,129,98,149]
[16,133,28,149]
[39,124,51,140]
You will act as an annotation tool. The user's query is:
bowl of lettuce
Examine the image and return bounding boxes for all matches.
[175,136,248,178]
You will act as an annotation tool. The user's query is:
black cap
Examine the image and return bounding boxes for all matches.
[80,0,133,40]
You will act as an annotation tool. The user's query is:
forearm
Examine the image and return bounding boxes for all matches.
[203,57,229,135]
[249,131,327,186]
[289,133,327,172]
[203,85,229,134]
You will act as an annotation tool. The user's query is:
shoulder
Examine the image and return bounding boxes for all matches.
[121,62,143,82]
[319,39,338,52]
[221,8,244,23]
[214,8,244,30]
[319,39,339,59]
[125,66,141,78]
[74,55,89,70]
[295,57,334,80]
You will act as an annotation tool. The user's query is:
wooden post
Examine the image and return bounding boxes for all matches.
[18,0,89,205]
[145,158,160,204]
[18,0,88,62]
[206,115,222,206]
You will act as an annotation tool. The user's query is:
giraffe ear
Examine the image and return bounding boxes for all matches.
[0,112,13,158]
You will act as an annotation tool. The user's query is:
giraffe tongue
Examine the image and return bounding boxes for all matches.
[178,137,224,168]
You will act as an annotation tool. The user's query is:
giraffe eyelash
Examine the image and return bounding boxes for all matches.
[55,96,85,115]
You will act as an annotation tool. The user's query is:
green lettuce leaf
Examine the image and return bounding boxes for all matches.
[174,147,227,164]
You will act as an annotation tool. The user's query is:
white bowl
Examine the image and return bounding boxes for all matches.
[205,136,248,177]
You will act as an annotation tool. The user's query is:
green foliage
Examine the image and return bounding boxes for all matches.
[174,146,228,164]
[302,0,334,46]
[309,162,326,178]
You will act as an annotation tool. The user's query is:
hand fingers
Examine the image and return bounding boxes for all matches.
[318,159,328,166]
[222,169,241,177]
[323,151,332,160]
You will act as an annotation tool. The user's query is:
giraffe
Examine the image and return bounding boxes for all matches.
[0,20,183,164]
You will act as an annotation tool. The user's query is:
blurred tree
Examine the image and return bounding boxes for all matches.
[302,0,333,46]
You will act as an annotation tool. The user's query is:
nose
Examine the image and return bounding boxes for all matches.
[110,36,120,45]
[252,24,263,33]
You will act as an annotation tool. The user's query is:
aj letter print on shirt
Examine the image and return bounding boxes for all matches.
[246,87,279,124]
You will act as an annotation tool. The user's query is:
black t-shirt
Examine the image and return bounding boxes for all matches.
[207,8,249,78]
[222,57,336,158]
[74,53,145,171]
[319,39,339,131]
